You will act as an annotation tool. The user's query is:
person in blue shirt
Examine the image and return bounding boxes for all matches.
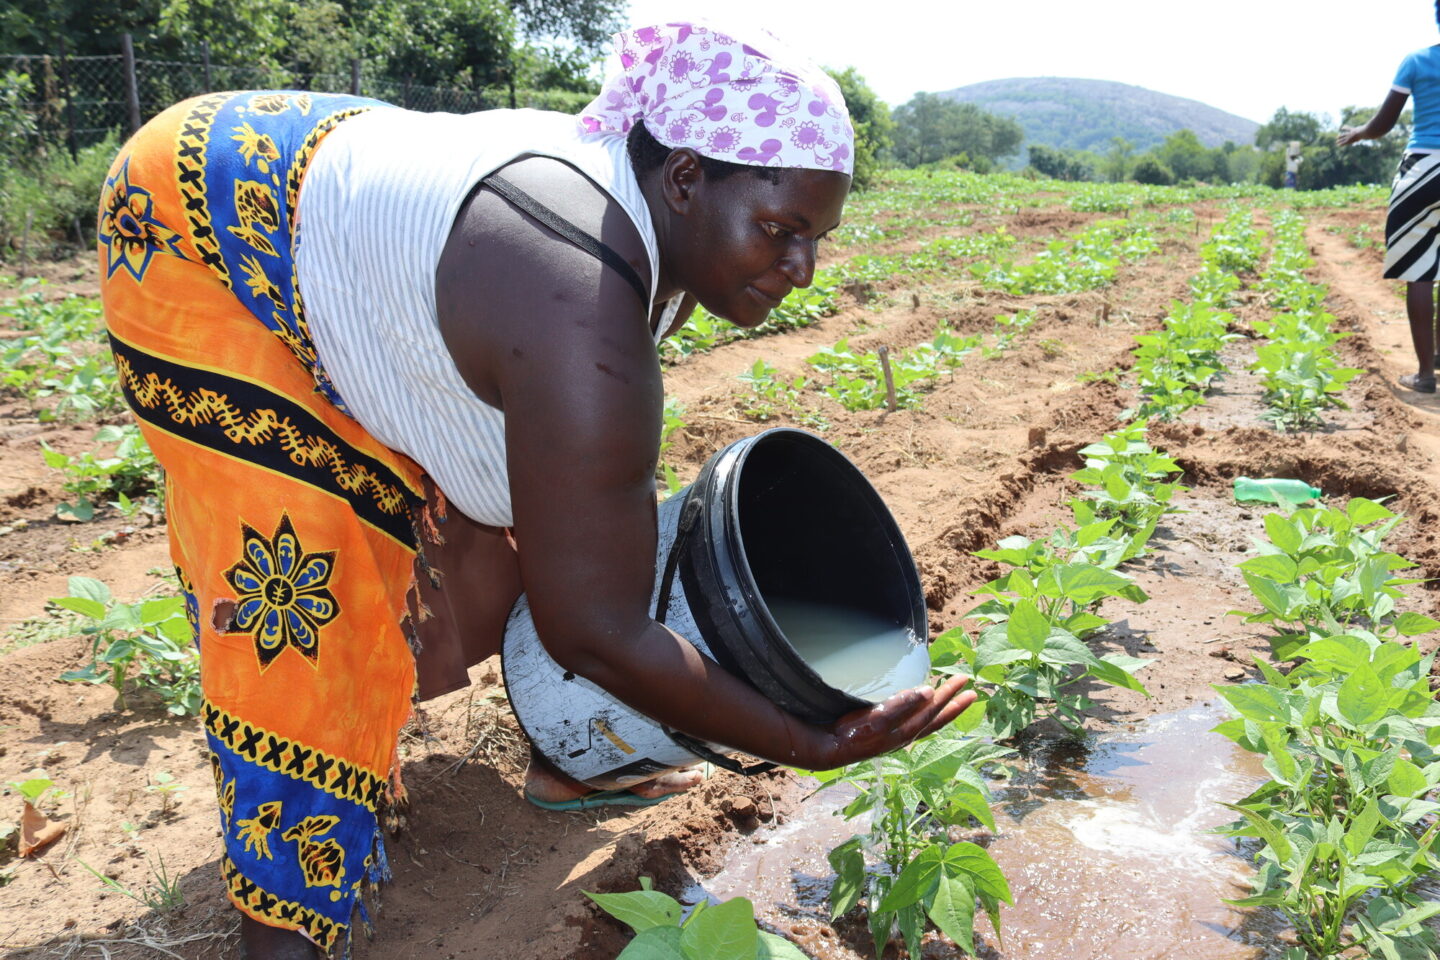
[1341,15,1440,394]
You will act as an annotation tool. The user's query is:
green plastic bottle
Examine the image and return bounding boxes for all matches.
[1233,476,1323,505]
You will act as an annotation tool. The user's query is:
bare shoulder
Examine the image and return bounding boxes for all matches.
[434,155,656,408]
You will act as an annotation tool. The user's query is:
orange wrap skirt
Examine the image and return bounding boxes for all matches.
[97,91,427,951]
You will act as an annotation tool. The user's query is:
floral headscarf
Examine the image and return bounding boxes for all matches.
[578,22,854,176]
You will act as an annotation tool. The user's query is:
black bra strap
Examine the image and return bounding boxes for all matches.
[484,175,650,308]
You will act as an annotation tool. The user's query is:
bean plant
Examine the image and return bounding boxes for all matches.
[1216,497,1440,959]
[41,423,164,522]
[587,877,811,959]
[973,220,1156,296]
[55,576,201,716]
[0,282,120,421]
[1069,422,1185,551]
[1229,497,1438,659]
[1250,211,1362,432]
[816,722,1013,959]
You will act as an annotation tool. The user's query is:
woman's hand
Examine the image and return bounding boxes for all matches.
[1337,126,1366,147]
[800,674,976,770]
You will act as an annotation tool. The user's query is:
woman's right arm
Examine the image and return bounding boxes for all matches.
[1338,89,1409,145]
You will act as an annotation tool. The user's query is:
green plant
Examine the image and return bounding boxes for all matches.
[1,284,120,421]
[1230,498,1438,658]
[7,768,68,813]
[42,424,165,522]
[1251,211,1362,432]
[146,770,187,816]
[817,724,1014,959]
[1069,423,1185,548]
[54,577,201,716]
[1199,207,1265,274]
[1213,634,1440,960]
[973,221,1154,296]
[737,359,808,422]
[939,509,1154,740]
[586,877,810,959]
[77,854,186,914]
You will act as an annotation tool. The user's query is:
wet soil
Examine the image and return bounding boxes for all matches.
[2,194,1436,960]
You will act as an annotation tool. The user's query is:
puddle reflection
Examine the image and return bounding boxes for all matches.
[696,702,1290,959]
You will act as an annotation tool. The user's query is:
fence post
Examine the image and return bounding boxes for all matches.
[57,36,78,160]
[121,32,142,135]
[201,40,213,92]
[350,59,361,96]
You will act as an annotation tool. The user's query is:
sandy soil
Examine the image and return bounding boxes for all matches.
[2,193,1435,960]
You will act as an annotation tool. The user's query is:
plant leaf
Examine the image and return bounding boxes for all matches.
[618,925,686,960]
[679,897,758,960]
[877,846,943,913]
[1006,600,1048,655]
[927,873,976,954]
[67,577,111,605]
[584,889,683,934]
[1337,666,1387,728]
[755,932,811,959]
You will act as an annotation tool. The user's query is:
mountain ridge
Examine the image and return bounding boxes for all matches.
[940,77,1260,155]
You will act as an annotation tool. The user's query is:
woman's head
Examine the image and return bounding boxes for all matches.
[581,22,854,176]
[585,22,853,327]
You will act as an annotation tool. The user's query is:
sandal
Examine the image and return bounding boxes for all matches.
[1400,373,1437,394]
[523,762,714,812]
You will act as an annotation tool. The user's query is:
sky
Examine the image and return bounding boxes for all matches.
[622,1,1439,126]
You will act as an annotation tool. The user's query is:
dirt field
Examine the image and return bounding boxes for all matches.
[1,188,1435,959]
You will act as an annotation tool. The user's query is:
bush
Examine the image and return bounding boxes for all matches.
[1131,155,1175,186]
[0,133,119,258]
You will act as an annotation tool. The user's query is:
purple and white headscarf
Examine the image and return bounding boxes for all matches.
[578,22,854,176]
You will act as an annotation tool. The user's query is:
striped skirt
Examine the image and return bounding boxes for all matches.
[98,92,429,952]
[1385,152,1440,281]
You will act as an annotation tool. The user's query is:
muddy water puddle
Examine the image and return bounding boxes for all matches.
[693,703,1289,959]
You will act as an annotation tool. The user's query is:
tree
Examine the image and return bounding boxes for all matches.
[1131,155,1174,185]
[1027,143,1094,181]
[890,92,1022,168]
[1255,106,1324,150]
[826,66,893,190]
[1154,128,1216,182]
[1100,136,1134,182]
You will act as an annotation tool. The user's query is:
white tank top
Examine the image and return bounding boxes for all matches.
[294,107,677,527]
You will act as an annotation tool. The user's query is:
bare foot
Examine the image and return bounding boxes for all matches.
[523,748,706,803]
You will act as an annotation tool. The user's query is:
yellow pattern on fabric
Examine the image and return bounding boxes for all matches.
[236,800,284,859]
[202,700,386,812]
[211,752,237,826]
[221,854,342,950]
[239,254,285,307]
[231,122,281,173]
[228,179,282,257]
[282,815,348,890]
[224,513,339,671]
[113,351,412,518]
[174,93,234,290]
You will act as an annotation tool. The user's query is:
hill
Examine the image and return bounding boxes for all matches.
[940,77,1260,155]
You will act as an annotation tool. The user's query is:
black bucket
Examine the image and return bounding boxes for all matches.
[502,428,927,789]
[677,427,927,724]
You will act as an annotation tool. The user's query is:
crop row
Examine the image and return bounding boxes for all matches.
[1217,496,1440,959]
[813,416,1177,957]
[1125,205,1259,422]
[1251,210,1362,432]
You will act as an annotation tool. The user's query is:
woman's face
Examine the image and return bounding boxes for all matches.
[668,163,850,328]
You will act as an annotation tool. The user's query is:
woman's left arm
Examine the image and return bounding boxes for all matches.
[1338,89,1409,145]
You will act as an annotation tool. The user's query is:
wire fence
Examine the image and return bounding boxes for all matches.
[0,42,588,156]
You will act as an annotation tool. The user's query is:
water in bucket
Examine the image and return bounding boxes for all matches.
[763,598,928,703]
